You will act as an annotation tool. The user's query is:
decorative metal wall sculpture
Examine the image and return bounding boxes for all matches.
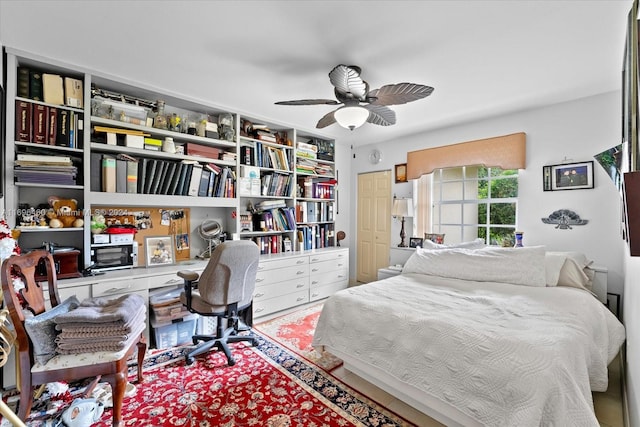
[541,209,588,230]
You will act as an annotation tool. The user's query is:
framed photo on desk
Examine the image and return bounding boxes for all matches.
[145,236,175,267]
[409,237,423,248]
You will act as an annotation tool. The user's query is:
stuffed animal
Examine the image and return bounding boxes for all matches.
[47,196,84,228]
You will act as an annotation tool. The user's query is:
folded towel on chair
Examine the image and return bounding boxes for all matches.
[54,294,146,325]
[55,308,146,333]
[55,322,145,354]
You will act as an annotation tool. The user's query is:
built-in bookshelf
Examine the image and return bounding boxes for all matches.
[3,47,339,267]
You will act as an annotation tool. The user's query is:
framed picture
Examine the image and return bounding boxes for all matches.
[145,236,175,267]
[395,163,408,183]
[409,237,423,248]
[543,161,594,191]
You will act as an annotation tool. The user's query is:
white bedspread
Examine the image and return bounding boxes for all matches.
[312,273,626,427]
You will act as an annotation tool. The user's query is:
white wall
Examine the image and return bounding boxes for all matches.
[349,91,624,294]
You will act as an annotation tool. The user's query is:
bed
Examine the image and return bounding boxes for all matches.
[312,245,626,427]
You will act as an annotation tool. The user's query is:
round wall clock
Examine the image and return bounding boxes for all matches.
[369,149,382,164]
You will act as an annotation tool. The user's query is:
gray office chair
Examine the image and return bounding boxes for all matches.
[178,240,259,366]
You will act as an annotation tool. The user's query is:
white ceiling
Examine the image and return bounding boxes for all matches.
[0,0,633,147]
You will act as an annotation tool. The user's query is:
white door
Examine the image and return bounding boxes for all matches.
[357,171,392,283]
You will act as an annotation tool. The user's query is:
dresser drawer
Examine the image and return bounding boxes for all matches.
[92,277,148,298]
[258,256,308,272]
[253,290,309,318]
[255,264,309,286]
[309,258,348,275]
[310,281,348,302]
[309,250,348,264]
[310,266,348,288]
[148,271,197,290]
[253,277,309,301]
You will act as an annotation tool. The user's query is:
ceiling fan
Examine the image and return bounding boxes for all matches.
[275,64,434,130]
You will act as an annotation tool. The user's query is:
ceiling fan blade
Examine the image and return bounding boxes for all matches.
[275,99,340,106]
[316,110,337,129]
[329,64,367,101]
[364,104,396,126]
[368,83,434,106]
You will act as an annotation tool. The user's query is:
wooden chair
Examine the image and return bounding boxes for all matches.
[1,250,146,426]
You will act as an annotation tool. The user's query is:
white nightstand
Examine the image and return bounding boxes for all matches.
[378,266,403,280]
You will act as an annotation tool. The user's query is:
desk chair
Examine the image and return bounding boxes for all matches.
[1,250,146,427]
[178,240,259,366]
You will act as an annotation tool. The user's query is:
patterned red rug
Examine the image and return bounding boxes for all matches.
[254,303,343,371]
[10,332,416,426]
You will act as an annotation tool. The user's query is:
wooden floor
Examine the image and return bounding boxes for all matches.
[330,354,625,427]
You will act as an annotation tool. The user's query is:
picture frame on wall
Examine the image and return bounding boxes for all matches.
[145,236,175,267]
[395,163,408,183]
[543,161,594,191]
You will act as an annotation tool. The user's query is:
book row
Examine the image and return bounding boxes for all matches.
[249,235,293,255]
[15,100,83,148]
[17,66,84,108]
[298,177,336,199]
[296,224,335,251]
[251,207,297,232]
[239,142,292,171]
[91,154,235,197]
[295,201,334,224]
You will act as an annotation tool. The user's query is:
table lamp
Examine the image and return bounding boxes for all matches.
[392,198,413,247]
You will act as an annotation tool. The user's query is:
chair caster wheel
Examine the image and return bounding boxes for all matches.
[228,359,236,366]
[185,356,194,365]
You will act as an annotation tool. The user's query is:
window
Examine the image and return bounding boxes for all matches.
[419,166,518,245]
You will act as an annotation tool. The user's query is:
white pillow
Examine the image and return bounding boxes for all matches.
[546,251,593,268]
[545,252,567,286]
[402,245,547,287]
[421,238,486,250]
[544,251,593,290]
[557,258,591,290]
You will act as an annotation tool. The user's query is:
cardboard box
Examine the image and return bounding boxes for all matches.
[125,134,144,149]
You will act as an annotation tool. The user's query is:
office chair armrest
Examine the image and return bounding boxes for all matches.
[177,270,200,309]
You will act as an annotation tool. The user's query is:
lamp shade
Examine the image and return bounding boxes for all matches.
[334,106,369,130]
[392,198,413,217]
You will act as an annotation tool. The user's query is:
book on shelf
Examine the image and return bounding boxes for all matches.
[204,162,222,175]
[206,169,217,197]
[29,70,43,102]
[17,67,30,98]
[42,73,64,105]
[16,153,72,164]
[90,152,102,191]
[137,158,150,194]
[240,145,254,165]
[47,107,57,145]
[15,100,32,142]
[167,163,183,196]
[101,155,116,192]
[64,77,83,108]
[56,109,70,147]
[185,143,220,159]
[32,104,48,144]
[143,159,158,194]
[176,162,192,196]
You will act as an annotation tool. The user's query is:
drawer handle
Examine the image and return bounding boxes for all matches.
[311,258,320,262]
[312,281,319,285]
[338,254,344,257]
[311,293,319,297]
[255,308,264,312]
[337,275,345,278]
[337,263,344,267]
[296,271,305,275]
[258,266,265,270]
[296,297,305,301]
[296,284,305,288]
[296,260,305,264]
[255,292,265,297]
[164,278,182,285]
[312,268,320,272]
[256,278,265,282]
[103,285,131,294]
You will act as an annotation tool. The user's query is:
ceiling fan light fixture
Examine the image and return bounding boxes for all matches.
[334,106,369,130]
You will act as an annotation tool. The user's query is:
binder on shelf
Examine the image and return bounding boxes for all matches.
[150,160,167,195]
[137,158,150,194]
[126,159,139,194]
[168,163,184,196]
[32,104,48,144]
[42,73,64,105]
[143,159,158,194]
[187,164,203,196]
[198,169,211,197]
[116,159,127,193]
[159,162,177,195]
[56,109,70,147]
[90,152,102,192]
[101,155,116,193]
[15,100,32,142]
[176,162,192,196]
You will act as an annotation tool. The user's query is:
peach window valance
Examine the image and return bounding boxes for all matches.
[406,132,526,180]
